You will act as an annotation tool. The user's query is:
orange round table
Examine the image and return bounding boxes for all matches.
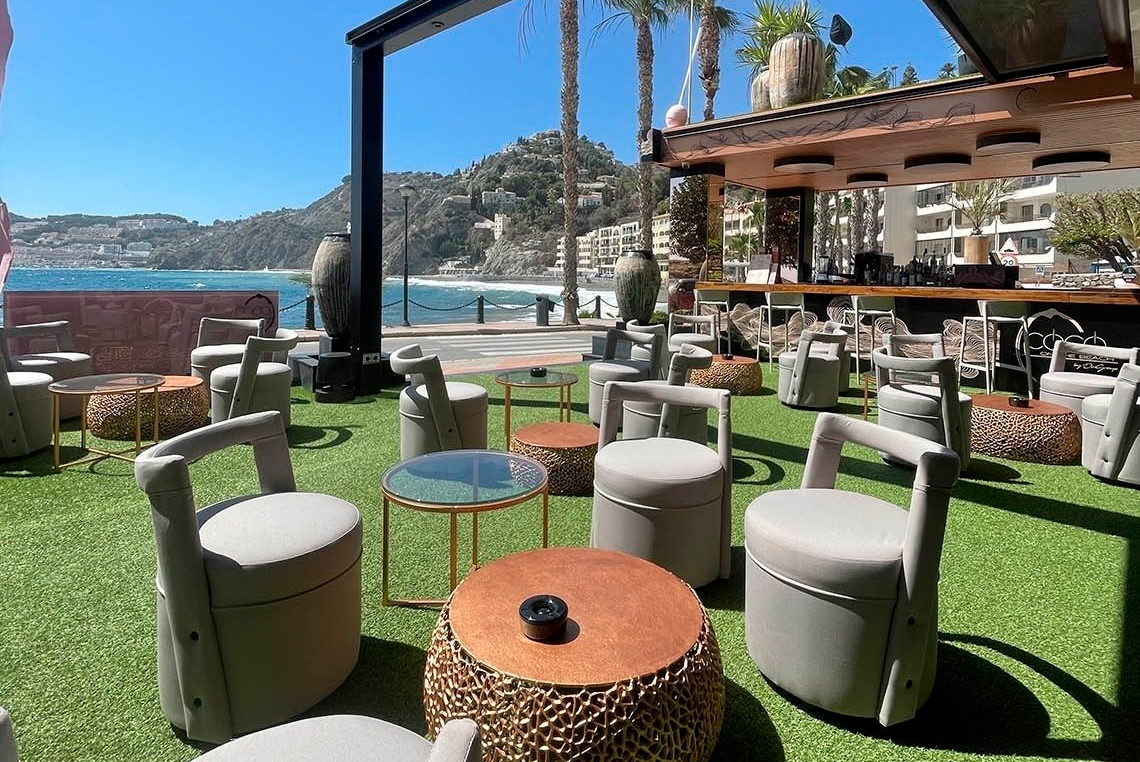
[509,422,598,496]
[423,547,724,762]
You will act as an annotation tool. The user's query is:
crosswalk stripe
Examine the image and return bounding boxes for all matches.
[441,334,600,345]
[475,347,588,357]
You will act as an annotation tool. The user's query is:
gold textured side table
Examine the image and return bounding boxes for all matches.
[689,354,763,395]
[970,394,1082,464]
[423,547,724,762]
[509,422,597,496]
[86,375,208,440]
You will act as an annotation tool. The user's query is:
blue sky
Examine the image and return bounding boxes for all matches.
[0,1,952,223]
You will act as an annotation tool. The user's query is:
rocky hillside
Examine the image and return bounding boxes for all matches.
[12,131,668,276]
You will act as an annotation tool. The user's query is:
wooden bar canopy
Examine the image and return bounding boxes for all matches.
[697,282,1140,307]
[655,67,1140,192]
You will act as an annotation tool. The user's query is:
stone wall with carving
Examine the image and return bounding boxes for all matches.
[1051,272,1118,288]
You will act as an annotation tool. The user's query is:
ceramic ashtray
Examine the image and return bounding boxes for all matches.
[519,594,568,641]
[722,353,734,361]
[1009,395,1030,408]
[530,367,548,378]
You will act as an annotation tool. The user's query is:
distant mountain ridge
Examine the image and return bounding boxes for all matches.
[12,131,666,276]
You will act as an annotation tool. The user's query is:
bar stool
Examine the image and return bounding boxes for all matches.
[848,295,896,376]
[757,292,807,368]
[958,300,1033,395]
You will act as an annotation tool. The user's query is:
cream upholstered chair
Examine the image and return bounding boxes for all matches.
[817,320,853,393]
[848,295,896,375]
[195,716,480,762]
[592,380,732,588]
[777,327,848,409]
[210,330,299,426]
[134,411,363,743]
[1081,364,1140,485]
[0,707,15,762]
[621,344,714,443]
[2,321,92,419]
[1039,340,1139,415]
[626,320,669,380]
[0,357,53,459]
[874,334,972,471]
[190,317,266,381]
[745,413,960,726]
[667,312,720,355]
[391,344,488,459]
[587,327,663,426]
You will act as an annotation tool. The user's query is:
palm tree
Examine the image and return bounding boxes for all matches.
[521,0,580,323]
[947,180,1016,235]
[696,1,740,120]
[735,0,823,76]
[938,61,956,79]
[596,0,673,250]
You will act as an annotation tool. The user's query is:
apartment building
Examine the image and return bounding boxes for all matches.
[883,169,1140,271]
[480,187,517,206]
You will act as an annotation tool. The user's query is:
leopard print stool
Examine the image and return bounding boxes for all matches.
[87,375,208,441]
[509,422,597,496]
[689,355,764,395]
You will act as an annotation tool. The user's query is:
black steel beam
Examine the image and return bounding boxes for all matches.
[349,44,384,394]
[347,0,512,53]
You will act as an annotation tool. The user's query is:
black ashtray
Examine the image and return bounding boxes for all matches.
[519,594,568,641]
[1009,395,1030,408]
[722,353,734,361]
[529,366,548,378]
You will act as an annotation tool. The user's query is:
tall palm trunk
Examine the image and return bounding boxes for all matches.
[865,189,882,250]
[636,15,654,251]
[849,190,866,256]
[697,0,719,121]
[813,191,831,272]
[560,0,580,324]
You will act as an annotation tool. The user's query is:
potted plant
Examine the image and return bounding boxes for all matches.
[962,0,1067,70]
[947,180,1015,264]
[736,1,828,111]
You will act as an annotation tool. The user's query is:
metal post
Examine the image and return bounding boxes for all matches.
[593,295,601,319]
[305,294,315,330]
[535,295,550,327]
[401,195,411,327]
[476,295,485,324]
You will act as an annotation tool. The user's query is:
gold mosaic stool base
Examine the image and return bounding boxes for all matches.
[970,394,1082,464]
[689,355,763,395]
[509,422,597,496]
[423,547,725,762]
[86,375,208,440]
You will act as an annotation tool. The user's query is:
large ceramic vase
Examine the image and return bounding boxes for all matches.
[614,249,661,324]
[750,69,771,112]
[768,33,826,109]
[311,232,352,339]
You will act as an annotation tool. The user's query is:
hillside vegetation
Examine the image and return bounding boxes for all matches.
[13,131,667,276]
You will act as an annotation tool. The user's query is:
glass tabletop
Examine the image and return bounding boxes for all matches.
[49,373,165,395]
[495,369,578,388]
[382,449,548,510]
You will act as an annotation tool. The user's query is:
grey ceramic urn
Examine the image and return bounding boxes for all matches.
[614,249,661,324]
[311,232,351,339]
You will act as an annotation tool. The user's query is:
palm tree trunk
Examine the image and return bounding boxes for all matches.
[560,0,580,324]
[636,15,654,251]
[866,189,883,250]
[697,0,718,121]
[813,191,831,273]
[850,190,866,256]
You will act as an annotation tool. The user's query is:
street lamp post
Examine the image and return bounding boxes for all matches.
[398,184,415,327]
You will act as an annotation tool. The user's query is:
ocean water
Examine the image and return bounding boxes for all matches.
[0,268,619,329]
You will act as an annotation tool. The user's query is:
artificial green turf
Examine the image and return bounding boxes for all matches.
[2,365,1138,761]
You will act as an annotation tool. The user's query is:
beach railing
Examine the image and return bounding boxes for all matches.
[289,292,616,329]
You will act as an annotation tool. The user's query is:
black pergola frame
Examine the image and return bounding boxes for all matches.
[345,0,512,393]
[345,0,1133,392]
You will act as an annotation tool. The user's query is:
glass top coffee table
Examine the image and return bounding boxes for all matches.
[494,369,578,444]
[49,373,165,470]
[381,449,550,607]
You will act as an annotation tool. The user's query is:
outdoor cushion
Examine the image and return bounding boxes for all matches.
[745,488,906,600]
[400,380,488,419]
[1081,393,1113,426]
[621,380,708,443]
[879,383,972,417]
[594,437,722,507]
[194,716,480,762]
[191,343,246,372]
[8,371,53,401]
[11,351,92,373]
[196,491,362,608]
[1040,371,1117,405]
[591,359,652,377]
[668,333,716,353]
[211,360,292,389]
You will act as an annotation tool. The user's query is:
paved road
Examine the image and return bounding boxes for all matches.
[378,331,604,364]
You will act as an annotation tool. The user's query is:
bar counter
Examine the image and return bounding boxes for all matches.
[696,282,1140,307]
[695,282,1140,392]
